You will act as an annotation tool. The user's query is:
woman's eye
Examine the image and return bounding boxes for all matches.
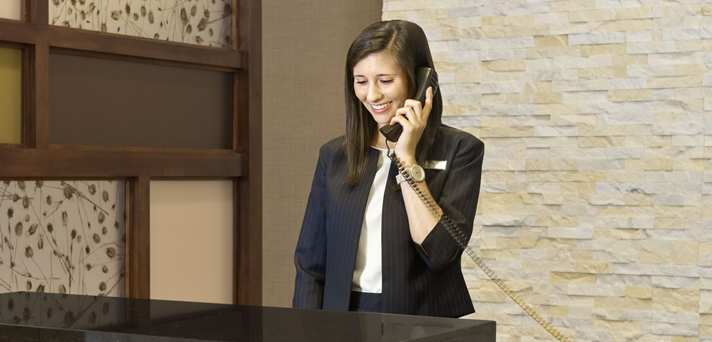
[380,79,393,84]
[355,80,367,85]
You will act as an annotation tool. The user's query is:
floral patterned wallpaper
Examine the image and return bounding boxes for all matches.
[49,0,233,48]
[0,181,125,297]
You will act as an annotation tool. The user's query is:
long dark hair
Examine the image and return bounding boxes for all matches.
[344,20,442,186]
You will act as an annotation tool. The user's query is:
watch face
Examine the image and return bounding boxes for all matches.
[409,165,425,182]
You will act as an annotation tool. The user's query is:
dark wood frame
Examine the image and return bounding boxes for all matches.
[0,0,261,305]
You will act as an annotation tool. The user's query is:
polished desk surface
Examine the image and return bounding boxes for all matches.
[0,292,495,341]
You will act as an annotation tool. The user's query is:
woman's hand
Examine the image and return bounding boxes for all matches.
[389,86,434,165]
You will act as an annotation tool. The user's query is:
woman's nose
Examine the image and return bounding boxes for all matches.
[366,84,383,102]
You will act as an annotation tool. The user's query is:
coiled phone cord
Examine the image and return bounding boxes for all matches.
[387,151,572,342]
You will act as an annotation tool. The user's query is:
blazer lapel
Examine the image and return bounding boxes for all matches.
[331,147,380,309]
[380,160,409,313]
[343,148,380,246]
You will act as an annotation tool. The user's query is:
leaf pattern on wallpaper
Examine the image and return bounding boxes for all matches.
[49,0,233,48]
[0,181,125,297]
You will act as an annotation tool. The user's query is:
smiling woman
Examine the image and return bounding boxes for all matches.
[293,20,485,318]
[0,47,21,144]
[352,51,409,128]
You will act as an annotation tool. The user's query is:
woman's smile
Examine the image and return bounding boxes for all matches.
[371,101,392,113]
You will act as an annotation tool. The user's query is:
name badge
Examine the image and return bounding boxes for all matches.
[423,160,447,170]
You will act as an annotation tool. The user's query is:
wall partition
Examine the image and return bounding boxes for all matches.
[0,0,261,305]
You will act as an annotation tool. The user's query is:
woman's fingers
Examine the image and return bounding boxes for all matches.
[393,90,435,129]
[403,99,423,124]
[389,110,414,130]
[422,86,433,121]
[399,105,421,127]
[391,107,415,125]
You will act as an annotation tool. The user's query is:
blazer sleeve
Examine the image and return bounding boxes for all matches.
[292,146,328,309]
[414,137,484,272]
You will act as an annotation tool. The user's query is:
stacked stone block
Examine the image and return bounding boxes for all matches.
[383,1,712,340]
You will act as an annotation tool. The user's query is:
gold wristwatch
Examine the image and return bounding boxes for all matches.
[396,163,425,185]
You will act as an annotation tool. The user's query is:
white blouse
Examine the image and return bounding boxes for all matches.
[351,147,391,293]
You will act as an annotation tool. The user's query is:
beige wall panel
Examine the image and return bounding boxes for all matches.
[262,0,383,307]
[0,48,21,144]
[150,180,234,304]
[0,1,21,20]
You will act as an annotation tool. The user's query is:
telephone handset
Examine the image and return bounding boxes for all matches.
[384,69,571,341]
[379,67,439,142]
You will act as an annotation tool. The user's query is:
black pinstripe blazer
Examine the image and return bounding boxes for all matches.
[292,125,484,318]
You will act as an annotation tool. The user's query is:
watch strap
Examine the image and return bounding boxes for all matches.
[396,173,406,185]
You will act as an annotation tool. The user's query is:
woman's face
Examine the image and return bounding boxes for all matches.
[352,51,409,128]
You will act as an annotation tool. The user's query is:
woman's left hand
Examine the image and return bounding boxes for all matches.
[389,86,434,165]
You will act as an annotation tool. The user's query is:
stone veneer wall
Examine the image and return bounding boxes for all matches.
[383,1,711,341]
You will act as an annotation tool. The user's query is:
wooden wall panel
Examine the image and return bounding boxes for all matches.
[0,0,261,306]
[48,52,233,149]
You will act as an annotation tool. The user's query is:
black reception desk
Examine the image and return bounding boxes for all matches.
[0,292,495,341]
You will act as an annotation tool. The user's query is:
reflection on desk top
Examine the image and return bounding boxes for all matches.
[0,292,495,342]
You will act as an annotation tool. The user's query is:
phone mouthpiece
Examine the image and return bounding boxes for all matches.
[380,124,403,142]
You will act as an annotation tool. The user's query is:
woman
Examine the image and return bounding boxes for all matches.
[293,20,484,318]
